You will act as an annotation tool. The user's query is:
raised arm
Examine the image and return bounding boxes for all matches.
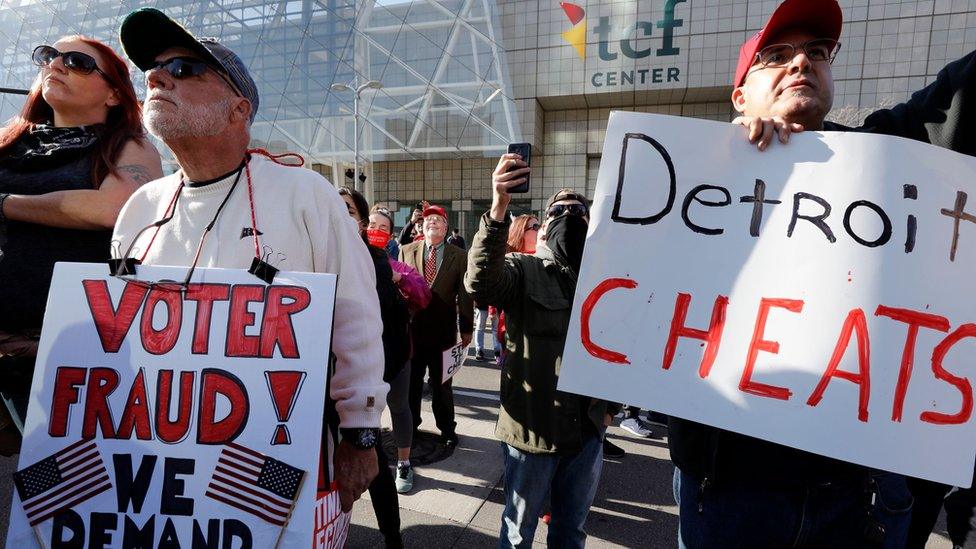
[857,49,976,155]
[464,154,529,308]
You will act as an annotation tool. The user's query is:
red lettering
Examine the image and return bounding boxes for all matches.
[921,324,976,425]
[185,284,231,355]
[875,305,950,422]
[259,286,311,359]
[83,280,148,353]
[116,369,153,440]
[580,278,638,364]
[82,368,119,439]
[662,293,729,378]
[140,286,183,355]
[156,370,195,444]
[226,285,265,358]
[49,367,86,437]
[806,309,872,422]
[739,298,804,400]
[197,369,249,444]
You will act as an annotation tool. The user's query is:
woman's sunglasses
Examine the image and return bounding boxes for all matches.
[527,223,541,231]
[32,45,108,79]
[147,57,243,97]
[546,203,588,218]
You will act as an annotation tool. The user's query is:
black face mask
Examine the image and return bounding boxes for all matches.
[545,214,588,274]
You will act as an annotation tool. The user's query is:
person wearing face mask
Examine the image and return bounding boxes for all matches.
[399,204,473,451]
[366,203,431,493]
[339,188,432,542]
[465,155,618,549]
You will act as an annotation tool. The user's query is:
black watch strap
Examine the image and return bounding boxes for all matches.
[340,427,380,450]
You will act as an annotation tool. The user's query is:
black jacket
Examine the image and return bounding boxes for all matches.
[368,245,411,382]
[670,49,976,486]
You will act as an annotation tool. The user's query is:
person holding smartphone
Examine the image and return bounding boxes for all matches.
[466,154,618,548]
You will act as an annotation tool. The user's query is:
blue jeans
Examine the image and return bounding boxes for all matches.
[673,467,910,549]
[474,307,493,353]
[500,436,603,548]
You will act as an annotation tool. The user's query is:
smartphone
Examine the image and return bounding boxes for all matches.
[506,142,531,194]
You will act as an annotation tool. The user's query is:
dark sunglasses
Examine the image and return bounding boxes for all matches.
[527,223,541,231]
[32,45,108,79]
[147,57,242,97]
[546,203,588,218]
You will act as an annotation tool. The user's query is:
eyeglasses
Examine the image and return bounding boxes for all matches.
[147,56,243,97]
[527,223,541,231]
[32,45,108,79]
[753,39,841,69]
[546,203,588,218]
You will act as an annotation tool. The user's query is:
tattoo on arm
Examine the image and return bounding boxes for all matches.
[117,164,154,185]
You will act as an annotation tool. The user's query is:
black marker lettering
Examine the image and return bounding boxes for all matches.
[787,192,836,243]
[681,184,731,235]
[739,179,782,237]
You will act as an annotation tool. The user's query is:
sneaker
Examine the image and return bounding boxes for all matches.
[620,417,653,438]
[395,462,414,493]
[475,349,485,361]
[603,438,625,458]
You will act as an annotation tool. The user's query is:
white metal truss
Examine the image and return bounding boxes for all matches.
[0,0,519,169]
[316,0,519,160]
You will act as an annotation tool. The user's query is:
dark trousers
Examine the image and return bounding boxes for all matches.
[907,472,976,548]
[409,347,456,436]
[367,444,402,548]
[674,468,911,549]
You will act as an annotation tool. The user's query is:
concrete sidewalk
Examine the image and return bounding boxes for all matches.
[349,356,679,548]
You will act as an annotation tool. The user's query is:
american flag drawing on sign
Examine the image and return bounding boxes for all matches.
[206,442,305,526]
[13,439,112,526]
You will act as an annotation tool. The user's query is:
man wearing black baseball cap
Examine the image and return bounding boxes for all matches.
[669,0,976,547]
[112,8,389,519]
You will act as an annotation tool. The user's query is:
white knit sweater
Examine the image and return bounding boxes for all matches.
[112,154,387,428]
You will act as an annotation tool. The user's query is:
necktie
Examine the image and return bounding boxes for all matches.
[425,245,437,286]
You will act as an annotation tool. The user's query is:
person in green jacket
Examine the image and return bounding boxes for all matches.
[465,159,615,549]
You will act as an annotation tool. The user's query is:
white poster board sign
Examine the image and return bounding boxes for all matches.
[7,263,337,547]
[442,342,470,385]
[558,112,976,487]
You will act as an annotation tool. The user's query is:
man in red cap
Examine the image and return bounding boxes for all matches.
[669,0,976,547]
[399,204,473,458]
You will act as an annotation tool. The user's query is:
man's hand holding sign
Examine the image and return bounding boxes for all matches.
[558,111,976,487]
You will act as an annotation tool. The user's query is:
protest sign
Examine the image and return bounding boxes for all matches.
[6,263,337,547]
[558,112,976,487]
[442,341,469,385]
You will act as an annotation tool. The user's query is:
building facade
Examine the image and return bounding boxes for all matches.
[1,0,975,237]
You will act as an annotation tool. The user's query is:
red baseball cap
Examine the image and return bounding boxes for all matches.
[423,205,448,221]
[734,0,842,88]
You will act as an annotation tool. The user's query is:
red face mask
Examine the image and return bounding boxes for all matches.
[366,228,391,248]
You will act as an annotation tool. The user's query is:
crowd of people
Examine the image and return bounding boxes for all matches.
[2,0,976,547]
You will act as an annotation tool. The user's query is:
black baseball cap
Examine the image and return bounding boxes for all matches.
[119,8,260,122]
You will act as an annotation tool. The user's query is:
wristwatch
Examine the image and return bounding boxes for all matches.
[340,427,380,450]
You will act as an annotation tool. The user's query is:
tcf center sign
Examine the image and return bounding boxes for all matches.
[561,0,687,89]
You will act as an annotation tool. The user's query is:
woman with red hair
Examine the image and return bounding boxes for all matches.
[491,214,540,365]
[0,36,162,452]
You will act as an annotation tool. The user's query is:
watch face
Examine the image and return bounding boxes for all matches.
[360,429,377,448]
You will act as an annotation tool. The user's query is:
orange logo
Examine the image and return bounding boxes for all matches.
[560,2,587,60]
